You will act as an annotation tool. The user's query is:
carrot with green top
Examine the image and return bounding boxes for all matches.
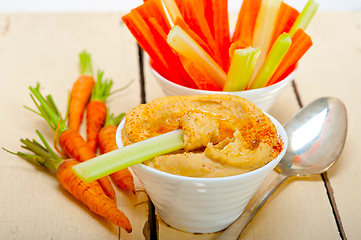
[68,51,95,132]
[3,131,132,233]
[98,111,135,194]
[86,71,112,153]
[27,83,117,202]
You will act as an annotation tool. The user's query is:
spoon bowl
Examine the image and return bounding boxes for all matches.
[279,97,347,176]
[216,97,347,240]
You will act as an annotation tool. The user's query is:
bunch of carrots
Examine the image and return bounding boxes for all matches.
[122,0,318,91]
[4,51,134,233]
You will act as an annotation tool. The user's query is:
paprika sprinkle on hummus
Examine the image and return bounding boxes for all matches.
[122,94,283,178]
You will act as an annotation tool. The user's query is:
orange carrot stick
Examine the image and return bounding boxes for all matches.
[68,51,95,132]
[122,11,169,79]
[147,17,197,88]
[134,0,171,34]
[267,29,313,86]
[268,2,299,52]
[28,84,117,202]
[99,112,135,194]
[228,36,253,59]
[5,133,132,233]
[182,0,221,65]
[179,55,221,91]
[203,0,215,38]
[232,0,262,43]
[212,0,230,72]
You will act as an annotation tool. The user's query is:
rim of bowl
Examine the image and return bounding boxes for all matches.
[116,112,288,183]
[148,58,298,96]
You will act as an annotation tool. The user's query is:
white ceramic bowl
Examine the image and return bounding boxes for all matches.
[116,113,288,233]
[149,63,297,112]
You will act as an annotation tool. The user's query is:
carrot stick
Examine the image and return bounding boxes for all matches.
[134,0,171,34]
[182,0,221,65]
[27,84,117,202]
[212,0,230,72]
[86,71,112,153]
[179,55,221,91]
[267,29,313,86]
[68,51,95,132]
[122,11,169,79]
[174,16,213,59]
[203,0,215,38]
[147,17,197,88]
[4,131,132,233]
[269,2,299,52]
[99,111,135,194]
[232,0,262,42]
[228,36,253,59]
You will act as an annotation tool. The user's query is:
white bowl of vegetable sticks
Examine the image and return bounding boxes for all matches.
[149,62,297,112]
[115,114,288,233]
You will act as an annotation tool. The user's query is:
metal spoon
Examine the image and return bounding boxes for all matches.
[216,97,348,240]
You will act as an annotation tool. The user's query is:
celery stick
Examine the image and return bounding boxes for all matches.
[249,33,291,89]
[73,129,184,183]
[167,25,227,88]
[223,47,261,91]
[163,0,183,24]
[289,0,319,36]
[251,0,283,83]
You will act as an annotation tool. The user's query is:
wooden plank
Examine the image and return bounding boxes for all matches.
[0,13,148,240]
[238,84,340,240]
[294,11,361,240]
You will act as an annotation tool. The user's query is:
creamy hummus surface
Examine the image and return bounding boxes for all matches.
[122,94,283,178]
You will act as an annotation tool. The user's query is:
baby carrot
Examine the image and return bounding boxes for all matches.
[4,131,132,233]
[86,71,112,153]
[27,84,117,202]
[68,51,95,132]
[99,111,135,194]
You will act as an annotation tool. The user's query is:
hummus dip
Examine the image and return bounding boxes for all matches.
[122,94,283,178]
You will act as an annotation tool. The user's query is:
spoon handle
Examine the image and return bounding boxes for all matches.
[216,172,289,240]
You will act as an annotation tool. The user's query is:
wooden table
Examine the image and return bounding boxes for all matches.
[0,11,360,240]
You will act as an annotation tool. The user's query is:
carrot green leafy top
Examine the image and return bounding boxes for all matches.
[27,83,68,134]
[3,130,63,171]
[79,50,93,77]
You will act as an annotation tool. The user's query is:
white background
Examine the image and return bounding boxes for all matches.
[0,0,360,13]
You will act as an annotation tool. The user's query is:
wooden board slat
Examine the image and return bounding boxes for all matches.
[0,13,148,240]
[294,11,361,240]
